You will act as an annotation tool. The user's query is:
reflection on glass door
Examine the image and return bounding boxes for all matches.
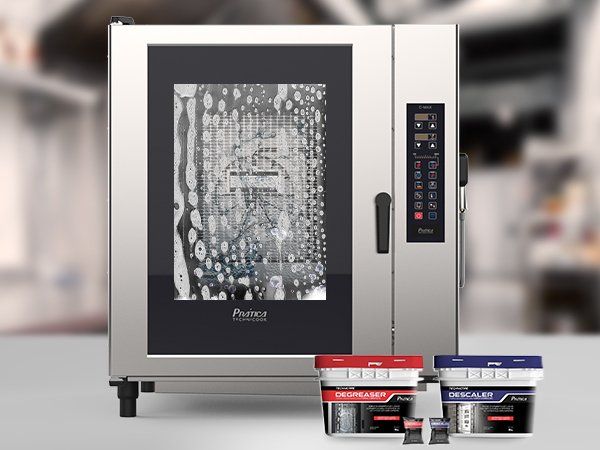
[173,84,327,301]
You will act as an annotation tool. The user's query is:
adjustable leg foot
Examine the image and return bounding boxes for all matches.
[110,380,139,417]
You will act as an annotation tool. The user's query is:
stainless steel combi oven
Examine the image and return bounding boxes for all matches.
[109,20,467,417]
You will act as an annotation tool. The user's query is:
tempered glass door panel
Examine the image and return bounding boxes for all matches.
[148,45,352,355]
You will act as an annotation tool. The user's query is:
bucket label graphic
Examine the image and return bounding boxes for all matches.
[441,386,535,434]
[321,386,416,434]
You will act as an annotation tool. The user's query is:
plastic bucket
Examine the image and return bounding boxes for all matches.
[315,355,423,436]
[434,355,543,437]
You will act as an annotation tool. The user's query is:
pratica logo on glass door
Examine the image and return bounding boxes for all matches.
[173,84,327,301]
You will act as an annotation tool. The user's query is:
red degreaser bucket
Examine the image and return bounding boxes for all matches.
[315,355,423,436]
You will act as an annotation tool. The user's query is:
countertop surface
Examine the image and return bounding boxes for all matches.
[0,335,592,449]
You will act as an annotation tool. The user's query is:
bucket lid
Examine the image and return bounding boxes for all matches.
[315,355,423,369]
[434,355,543,369]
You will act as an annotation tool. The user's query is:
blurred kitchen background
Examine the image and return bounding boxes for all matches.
[0,0,599,334]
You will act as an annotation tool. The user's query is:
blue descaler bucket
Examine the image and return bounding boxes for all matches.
[434,355,543,437]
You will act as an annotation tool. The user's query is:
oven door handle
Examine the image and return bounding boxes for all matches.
[459,153,469,288]
[375,193,392,254]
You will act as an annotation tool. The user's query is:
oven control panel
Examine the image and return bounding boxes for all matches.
[406,104,444,242]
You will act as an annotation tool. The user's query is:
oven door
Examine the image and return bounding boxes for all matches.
[110,25,393,377]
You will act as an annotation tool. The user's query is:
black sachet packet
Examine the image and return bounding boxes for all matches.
[403,417,424,444]
[428,418,451,444]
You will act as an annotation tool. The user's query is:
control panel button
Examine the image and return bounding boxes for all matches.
[428,212,437,220]
[414,212,423,220]
[428,171,437,179]
[428,161,438,170]
[429,113,437,121]
[428,122,437,130]
[414,122,423,130]
[414,201,423,210]
[428,191,437,200]
[414,171,422,179]
[428,142,437,150]
[415,181,424,190]
[414,192,423,200]
[414,142,424,150]
[428,202,437,210]
[414,161,422,169]
[428,181,437,189]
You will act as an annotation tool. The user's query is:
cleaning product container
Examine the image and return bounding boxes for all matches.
[434,355,543,437]
[315,355,423,436]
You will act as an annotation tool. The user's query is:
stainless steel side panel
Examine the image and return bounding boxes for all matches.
[109,25,393,378]
[393,25,459,376]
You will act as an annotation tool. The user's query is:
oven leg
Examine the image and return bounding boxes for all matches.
[110,379,139,417]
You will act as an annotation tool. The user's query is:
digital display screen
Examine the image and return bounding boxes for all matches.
[414,113,437,121]
[415,133,437,141]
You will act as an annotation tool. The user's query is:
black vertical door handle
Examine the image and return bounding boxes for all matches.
[375,193,392,253]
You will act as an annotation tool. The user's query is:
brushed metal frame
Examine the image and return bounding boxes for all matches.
[109,25,394,379]
[393,25,459,377]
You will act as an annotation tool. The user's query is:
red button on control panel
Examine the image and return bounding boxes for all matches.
[414,212,423,220]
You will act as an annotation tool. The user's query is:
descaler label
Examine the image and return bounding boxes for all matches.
[441,386,535,434]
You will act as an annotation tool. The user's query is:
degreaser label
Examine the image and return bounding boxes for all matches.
[321,386,416,434]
